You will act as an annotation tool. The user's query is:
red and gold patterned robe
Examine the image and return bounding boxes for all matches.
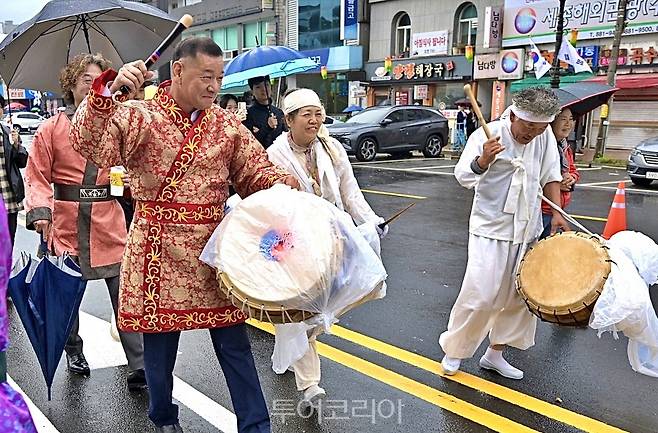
[70,71,292,333]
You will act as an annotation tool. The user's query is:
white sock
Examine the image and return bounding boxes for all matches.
[484,347,504,363]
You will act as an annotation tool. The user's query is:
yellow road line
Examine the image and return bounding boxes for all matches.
[361,189,427,200]
[572,214,608,222]
[328,326,626,433]
[247,320,539,433]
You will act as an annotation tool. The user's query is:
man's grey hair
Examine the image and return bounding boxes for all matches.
[512,86,561,118]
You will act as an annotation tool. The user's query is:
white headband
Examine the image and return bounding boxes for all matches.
[510,103,556,123]
[283,88,323,115]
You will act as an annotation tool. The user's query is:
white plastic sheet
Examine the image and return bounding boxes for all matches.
[200,185,388,372]
[590,231,658,377]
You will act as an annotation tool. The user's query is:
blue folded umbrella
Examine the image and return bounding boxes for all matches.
[8,249,86,400]
[222,45,317,90]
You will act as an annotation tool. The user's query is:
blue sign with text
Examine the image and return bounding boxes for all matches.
[343,0,358,40]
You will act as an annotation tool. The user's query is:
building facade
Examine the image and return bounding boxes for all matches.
[286,0,367,115]
[501,0,658,152]
[365,0,504,120]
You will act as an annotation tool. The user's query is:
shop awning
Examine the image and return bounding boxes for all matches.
[510,73,594,92]
[585,73,658,89]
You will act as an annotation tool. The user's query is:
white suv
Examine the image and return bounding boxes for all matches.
[3,112,44,133]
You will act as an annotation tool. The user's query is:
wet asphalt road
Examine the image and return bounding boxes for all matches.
[6,143,658,433]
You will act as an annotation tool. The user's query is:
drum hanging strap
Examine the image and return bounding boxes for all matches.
[539,192,597,237]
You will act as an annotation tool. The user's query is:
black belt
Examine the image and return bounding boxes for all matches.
[53,183,113,202]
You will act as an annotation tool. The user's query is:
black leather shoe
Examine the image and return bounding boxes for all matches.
[154,424,183,433]
[127,368,147,391]
[66,353,90,376]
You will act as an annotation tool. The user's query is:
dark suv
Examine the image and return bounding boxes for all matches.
[327,106,448,161]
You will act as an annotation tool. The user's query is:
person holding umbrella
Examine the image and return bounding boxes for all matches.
[70,36,299,433]
[539,108,580,239]
[243,76,287,149]
[24,53,145,389]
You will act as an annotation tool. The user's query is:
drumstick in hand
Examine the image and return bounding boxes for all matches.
[379,203,415,229]
[463,84,492,140]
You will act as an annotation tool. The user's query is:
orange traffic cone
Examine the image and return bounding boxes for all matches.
[602,182,627,239]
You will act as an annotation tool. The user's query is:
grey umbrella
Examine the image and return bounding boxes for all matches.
[0,0,177,93]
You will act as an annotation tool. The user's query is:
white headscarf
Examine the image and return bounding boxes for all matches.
[283,88,323,115]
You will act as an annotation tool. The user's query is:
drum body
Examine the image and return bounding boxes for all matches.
[516,232,611,326]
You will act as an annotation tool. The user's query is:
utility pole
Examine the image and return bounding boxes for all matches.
[594,0,629,159]
[550,0,567,89]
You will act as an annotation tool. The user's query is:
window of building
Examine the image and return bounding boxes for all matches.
[298,0,341,50]
[211,26,238,59]
[393,13,411,59]
[455,3,477,47]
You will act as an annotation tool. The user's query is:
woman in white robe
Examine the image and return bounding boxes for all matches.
[267,88,387,407]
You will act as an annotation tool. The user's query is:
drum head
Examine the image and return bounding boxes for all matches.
[517,232,610,313]
[215,186,341,310]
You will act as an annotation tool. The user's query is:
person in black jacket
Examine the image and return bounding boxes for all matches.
[0,95,28,245]
[243,75,287,149]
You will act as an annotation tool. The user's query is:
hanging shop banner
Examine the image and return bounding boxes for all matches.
[340,0,358,41]
[498,49,525,80]
[502,0,658,47]
[411,30,449,57]
[484,7,503,49]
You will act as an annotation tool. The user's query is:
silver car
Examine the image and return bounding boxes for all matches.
[627,137,658,186]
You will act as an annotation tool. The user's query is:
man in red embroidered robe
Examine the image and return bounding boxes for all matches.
[70,38,298,433]
[25,54,145,389]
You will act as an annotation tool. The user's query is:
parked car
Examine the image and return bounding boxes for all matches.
[3,112,45,133]
[323,115,344,125]
[327,106,448,161]
[627,136,658,186]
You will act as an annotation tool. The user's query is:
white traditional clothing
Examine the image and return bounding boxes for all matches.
[268,131,384,390]
[439,117,561,359]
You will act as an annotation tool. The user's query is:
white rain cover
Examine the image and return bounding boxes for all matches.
[201,184,387,320]
[590,231,658,377]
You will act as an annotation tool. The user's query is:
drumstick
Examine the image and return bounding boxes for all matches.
[118,14,194,95]
[378,203,415,229]
[463,84,493,140]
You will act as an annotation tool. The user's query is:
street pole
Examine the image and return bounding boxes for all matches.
[550,0,567,89]
[594,0,628,159]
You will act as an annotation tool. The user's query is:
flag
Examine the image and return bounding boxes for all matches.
[558,38,592,74]
[529,39,552,79]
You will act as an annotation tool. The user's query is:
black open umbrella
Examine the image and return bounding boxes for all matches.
[0,0,178,93]
[553,82,618,116]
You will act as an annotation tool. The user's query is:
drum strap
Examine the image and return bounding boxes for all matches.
[539,193,596,237]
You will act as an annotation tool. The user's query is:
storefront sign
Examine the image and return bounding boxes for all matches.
[395,91,409,105]
[473,54,500,79]
[411,31,449,57]
[340,0,358,41]
[172,0,262,26]
[502,0,658,47]
[498,49,525,80]
[365,55,472,83]
[484,7,503,49]
[491,81,506,120]
[414,85,429,100]
[8,89,26,99]
[392,61,456,80]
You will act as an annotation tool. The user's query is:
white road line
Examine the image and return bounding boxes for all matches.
[6,375,61,433]
[579,180,630,186]
[353,165,455,176]
[14,311,237,433]
[173,377,238,433]
[351,157,434,165]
